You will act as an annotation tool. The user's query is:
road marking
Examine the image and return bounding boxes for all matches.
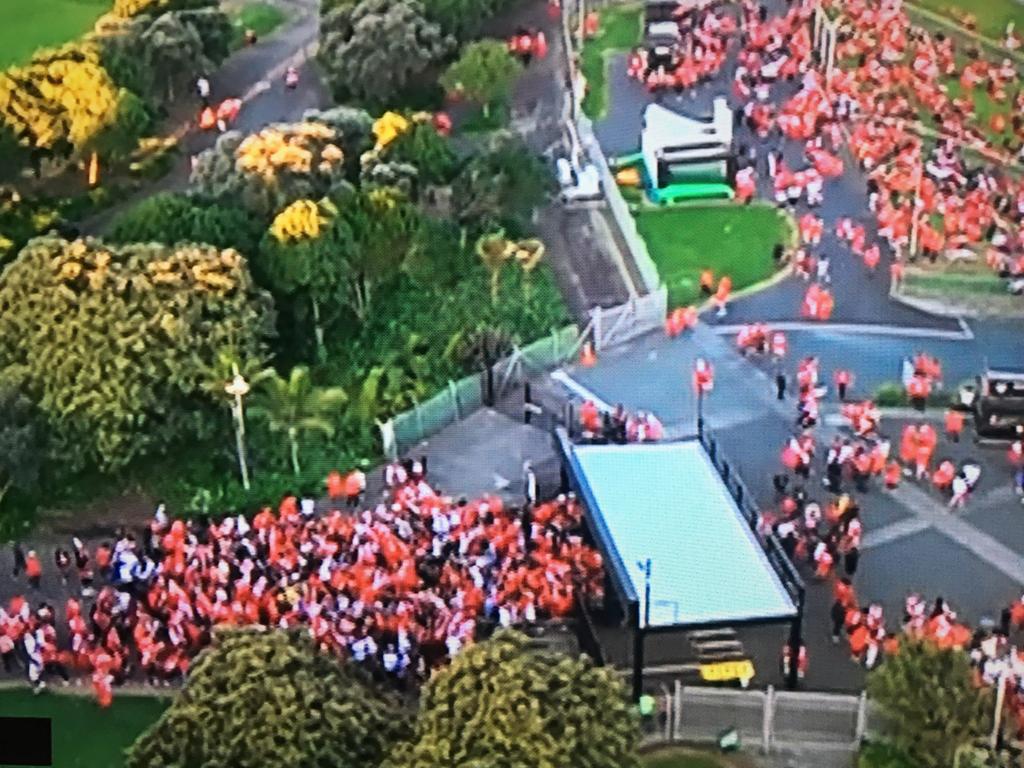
[550,370,615,412]
[861,517,932,550]
[710,322,972,341]
[889,481,1024,583]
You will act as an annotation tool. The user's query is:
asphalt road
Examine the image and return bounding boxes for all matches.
[592,0,961,330]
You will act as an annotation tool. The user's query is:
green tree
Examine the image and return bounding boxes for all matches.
[190,122,350,217]
[421,0,500,41]
[250,365,347,475]
[107,192,263,254]
[0,43,122,156]
[177,8,233,64]
[0,236,275,472]
[385,630,640,768]
[126,627,409,768]
[256,198,354,359]
[141,12,209,104]
[453,131,550,234]
[441,40,522,118]
[0,366,44,509]
[385,119,459,187]
[336,187,418,322]
[868,639,992,768]
[319,0,453,108]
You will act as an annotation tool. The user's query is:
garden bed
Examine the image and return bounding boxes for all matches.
[0,688,169,768]
[640,745,757,768]
[909,0,1024,42]
[580,4,643,119]
[634,203,794,308]
[902,263,1023,317]
[229,1,287,49]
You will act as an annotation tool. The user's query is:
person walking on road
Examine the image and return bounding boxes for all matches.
[196,75,210,106]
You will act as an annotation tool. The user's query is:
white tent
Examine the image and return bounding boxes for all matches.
[640,97,732,186]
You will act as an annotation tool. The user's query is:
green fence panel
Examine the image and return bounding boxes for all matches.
[454,373,483,414]
[392,409,423,454]
[417,388,457,436]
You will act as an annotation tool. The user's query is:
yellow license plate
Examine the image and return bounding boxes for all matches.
[699,660,755,682]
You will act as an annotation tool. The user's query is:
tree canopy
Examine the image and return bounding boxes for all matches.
[867,639,992,768]
[440,40,522,117]
[0,43,123,155]
[385,631,640,768]
[0,236,275,472]
[125,627,410,768]
[421,0,503,41]
[113,0,214,19]
[319,0,453,108]
[107,192,264,255]
[190,122,349,217]
[453,131,550,234]
[0,366,44,509]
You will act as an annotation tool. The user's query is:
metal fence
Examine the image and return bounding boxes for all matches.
[379,326,580,459]
[576,114,663,295]
[640,684,874,758]
[588,286,668,351]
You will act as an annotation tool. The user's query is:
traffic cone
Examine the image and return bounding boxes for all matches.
[580,341,597,367]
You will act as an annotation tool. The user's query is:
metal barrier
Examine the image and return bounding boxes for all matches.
[380,326,580,459]
[644,683,873,757]
[589,287,668,351]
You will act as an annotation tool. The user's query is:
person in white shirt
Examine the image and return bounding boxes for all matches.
[300,496,316,518]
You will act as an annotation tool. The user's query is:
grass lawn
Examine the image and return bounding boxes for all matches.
[902,263,1022,315]
[0,689,169,767]
[580,4,642,119]
[911,0,1024,41]
[229,1,287,49]
[0,0,109,68]
[635,203,793,307]
[641,746,756,768]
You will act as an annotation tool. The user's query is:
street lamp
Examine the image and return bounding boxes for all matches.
[224,363,251,491]
[637,558,652,628]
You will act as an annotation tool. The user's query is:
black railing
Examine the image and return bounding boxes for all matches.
[699,428,805,605]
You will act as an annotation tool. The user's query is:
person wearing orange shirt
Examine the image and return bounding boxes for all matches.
[714,275,732,317]
[25,551,42,589]
[944,409,964,442]
[699,269,714,296]
[884,460,902,490]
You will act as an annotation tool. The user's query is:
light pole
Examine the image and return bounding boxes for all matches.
[225,363,251,491]
[638,558,652,628]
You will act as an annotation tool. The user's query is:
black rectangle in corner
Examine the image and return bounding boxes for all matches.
[0,716,51,766]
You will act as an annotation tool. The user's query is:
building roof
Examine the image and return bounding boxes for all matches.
[569,440,797,629]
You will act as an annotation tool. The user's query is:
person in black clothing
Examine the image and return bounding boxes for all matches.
[775,371,787,400]
[830,598,847,644]
[11,542,26,577]
[844,546,860,577]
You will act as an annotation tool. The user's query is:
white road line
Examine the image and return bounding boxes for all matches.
[549,370,615,412]
[710,322,972,341]
[861,517,933,551]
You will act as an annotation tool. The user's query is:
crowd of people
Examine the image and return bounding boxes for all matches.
[578,400,665,444]
[1,464,604,704]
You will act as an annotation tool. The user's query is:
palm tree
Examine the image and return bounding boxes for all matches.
[250,365,347,476]
[475,231,513,305]
[512,238,545,301]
